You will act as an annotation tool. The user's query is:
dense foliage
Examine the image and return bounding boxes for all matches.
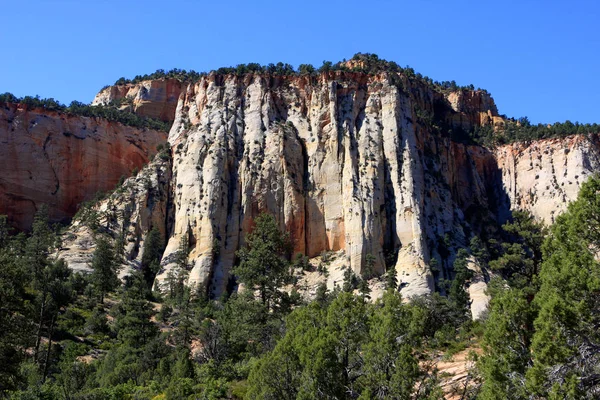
[247,291,444,399]
[0,211,476,399]
[2,174,600,398]
[0,93,172,132]
[109,52,485,94]
[470,118,600,146]
[476,175,600,399]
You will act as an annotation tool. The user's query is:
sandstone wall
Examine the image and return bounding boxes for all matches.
[93,79,183,122]
[0,103,166,230]
[56,155,172,276]
[158,72,501,298]
[495,134,600,225]
[56,71,600,307]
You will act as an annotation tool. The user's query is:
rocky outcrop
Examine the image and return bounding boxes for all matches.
[466,258,491,320]
[157,72,502,299]
[445,90,504,129]
[55,70,600,307]
[93,79,183,122]
[56,155,172,276]
[0,103,166,230]
[495,134,600,225]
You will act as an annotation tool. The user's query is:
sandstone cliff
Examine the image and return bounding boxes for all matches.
[93,79,183,122]
[0,103,166,230]
[162,72,505,300]
[65,72,502,302]
[57,154,172,276]
[52,70,600,315]
[495,134,600,225]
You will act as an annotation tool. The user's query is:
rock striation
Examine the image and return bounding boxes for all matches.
[65,72,503,301]
[46,70,600,314]
[93,79,183,122]
[161,72,506,299]
[56,155,172,276]
[0,102,166,230]
[495,134,600,225]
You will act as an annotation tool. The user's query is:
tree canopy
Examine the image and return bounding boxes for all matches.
[233,213,292,310]
[0,93,172,132]
[3,176,600,399]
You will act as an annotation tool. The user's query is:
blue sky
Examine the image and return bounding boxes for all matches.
[1,0,598,124]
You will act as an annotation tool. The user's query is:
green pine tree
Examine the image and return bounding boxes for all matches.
[448,248,473,323]
[141,227,164,285]
[114,271,158,348]
[0,221,30,391]
[233,213,291,309]
[385,264,398,291]
[90,237,120,304]
[526,176,600,398]
[478,286,535,399]
[359,290,420,398]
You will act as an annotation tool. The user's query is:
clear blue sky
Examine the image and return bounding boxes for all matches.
[1,0,598,124]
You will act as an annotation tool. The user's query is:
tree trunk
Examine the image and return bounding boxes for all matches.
[42,313,57,382]
[33,294,48,363]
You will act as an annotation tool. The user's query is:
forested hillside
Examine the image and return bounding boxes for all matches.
[2,53,599,399]
[2,175,599,399]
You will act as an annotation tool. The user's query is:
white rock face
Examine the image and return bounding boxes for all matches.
[466,258,491,320]
[93,79,183,122]
[58,71,600,315]
[495,135,600,225]
[156,73,501,299]
[56,155,172,278]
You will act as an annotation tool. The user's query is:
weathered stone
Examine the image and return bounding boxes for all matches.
[93,79,183,122]
[56,155,172,277]
[0,103,166,230]
[159,72,502,299]
[495,134,600,225]
[466,258,491,320]
[53,71,600,314]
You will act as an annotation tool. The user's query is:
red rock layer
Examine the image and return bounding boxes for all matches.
[0,103,167,230]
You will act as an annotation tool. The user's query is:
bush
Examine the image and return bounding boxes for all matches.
[84,308,110,335]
